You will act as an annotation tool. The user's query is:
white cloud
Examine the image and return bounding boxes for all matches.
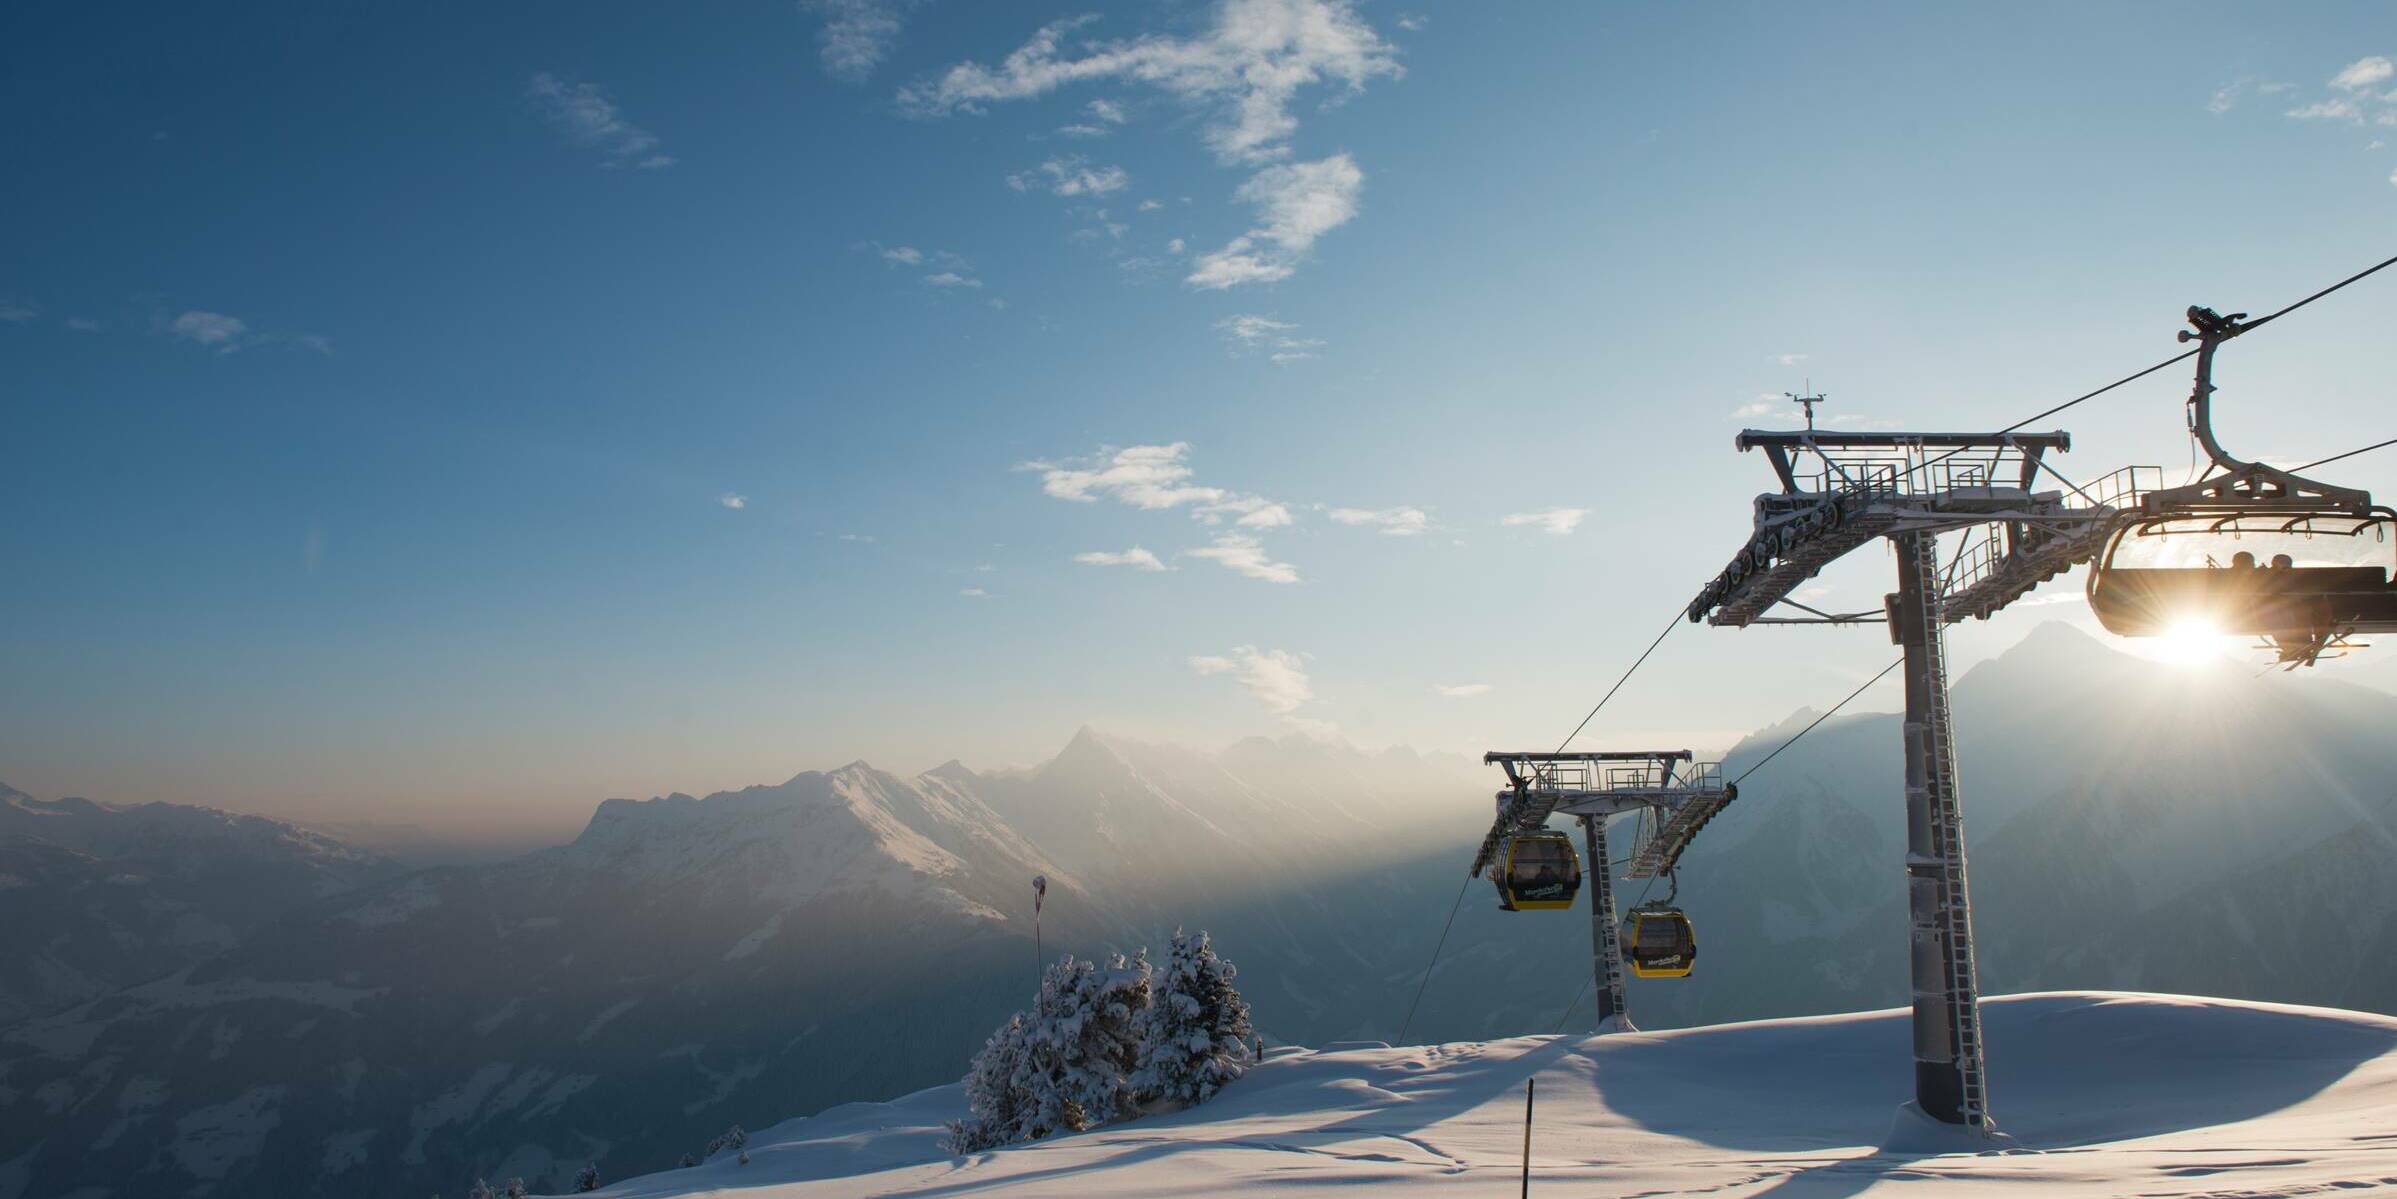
[1189,645,1312,712]
[1167,237,1187,254]
[1397,13,1427,31]
[1328,505,1429,536]
[526,73,674,168]
[838,532,876,543]
[881,245,925,265]
[1502,507,1588,535]
[2286,97,2364,121]
[1776,352,1808,366]
[925,271,983,288]
[170,310,247,346]
[1731,394,1783,420]
[1137,198,1164,212]
[1026,442,1224,509]
[1010,156,1129,196]
[1076,547,1168,570]
[718,493,747,510]
[808,0,917,83]
[1184,533,1299,582]
[1187,154,1363,288]
[1201,495,1294,527]
[960,586,990,597]
[2332,56,2395,91]
[1087,98,1128,125]
[0,302,37,323]
[2389,165,2397,189]
[1217,313,1296,344]
[1435,683,1491,698]
[900,0,1399,166]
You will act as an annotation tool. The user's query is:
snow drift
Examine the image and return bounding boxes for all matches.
[595,992,2397,1198]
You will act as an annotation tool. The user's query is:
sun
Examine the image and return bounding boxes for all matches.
[2148,617,2232,668]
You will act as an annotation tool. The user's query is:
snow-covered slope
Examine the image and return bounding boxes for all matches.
[593,993,2397,1198]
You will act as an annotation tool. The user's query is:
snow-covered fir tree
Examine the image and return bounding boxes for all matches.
[573,1162,600,1192]
[1130,929,1255,1107]
[703,1125,747,1160]
[947,1011,1034,1152]
[1018,952,1152,1139]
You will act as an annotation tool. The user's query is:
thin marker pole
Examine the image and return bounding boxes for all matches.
[1520,1077,1535,1198]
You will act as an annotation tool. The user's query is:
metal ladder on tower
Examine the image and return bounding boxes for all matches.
[1922,622,1989,1127]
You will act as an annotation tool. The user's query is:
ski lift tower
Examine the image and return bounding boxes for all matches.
[1683,417,2158,1130]
[1472,751,1734,1031]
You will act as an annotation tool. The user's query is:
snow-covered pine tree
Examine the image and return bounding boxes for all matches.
[573,1162,600,1192]
[703,1125,747,1159]
[947,1010,1034,1152]
[1017,952,1152,1139]
[501,1181,527,1199]
[1131,929,1255,1107]
[466,1179,493,1199]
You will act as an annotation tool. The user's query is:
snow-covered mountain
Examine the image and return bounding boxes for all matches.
[10,630,2397,1198]
[590,992,2397,1199]
[0,783,400,1024]
[0,744,1483,1199]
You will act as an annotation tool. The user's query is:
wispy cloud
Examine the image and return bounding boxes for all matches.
[901,0,1398,166]
[1731,393,1784,420]
[925,270,983,288]
[1184,533,1299,582]
[0,301,39,323]
[1215,313,1324,361]
[960,586,990,597]
[807,0,917,83]
[1009,156,1129,196]
[881,245,925,265]
[1328,505,1428,536]
[1074,546,1168,571]
[718,493,747,510]
[1776,352,1808,366]
[1187,154,1363,289]
[527,73,674,169]
[1435,682,1491,698]
[1502,507,1587,535]
[169,310,247,347]
[1022,442,1289,527]
[2332,55,2394,92]
[2281,57,2397,126]
[1190,644,1313,713]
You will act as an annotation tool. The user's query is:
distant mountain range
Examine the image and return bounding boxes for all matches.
[6,622,2397,1198]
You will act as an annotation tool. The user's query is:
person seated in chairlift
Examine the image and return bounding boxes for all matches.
[2231,550,2258,571]
[2271,553,2295,570]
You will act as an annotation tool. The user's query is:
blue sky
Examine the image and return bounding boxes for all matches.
[4,2,2394,837]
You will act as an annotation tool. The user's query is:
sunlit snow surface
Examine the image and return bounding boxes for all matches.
[597,993,2397,1198]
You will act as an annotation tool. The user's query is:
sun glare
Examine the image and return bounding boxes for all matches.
[2149,617,2231,668]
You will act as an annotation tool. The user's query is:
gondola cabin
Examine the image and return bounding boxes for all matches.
[2087,513,2397,664]
[1624,906,1696,978]
[1494,831,1582,911]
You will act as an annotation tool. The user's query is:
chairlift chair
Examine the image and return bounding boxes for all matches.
[1493,830,1582,911]
[2086,306,2397,666]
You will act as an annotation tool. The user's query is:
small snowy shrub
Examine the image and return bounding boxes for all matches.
[574,1162,601,1192]
[1131,929,1254,1107]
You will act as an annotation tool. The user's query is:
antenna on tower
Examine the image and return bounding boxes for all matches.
[1786,382,1825,432]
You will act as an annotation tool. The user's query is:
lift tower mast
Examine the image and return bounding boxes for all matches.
[1685,429,2158,1129]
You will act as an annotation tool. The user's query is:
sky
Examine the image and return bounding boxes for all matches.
[3,2,2395,840]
